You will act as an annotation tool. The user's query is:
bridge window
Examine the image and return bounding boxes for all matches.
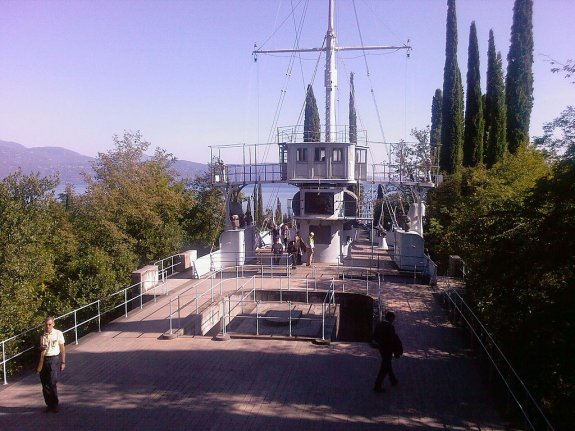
[305,192,333,215]
[356,148,366,163]
[314,148,326,162]
[297,148,307,162]
[332,148,343,162]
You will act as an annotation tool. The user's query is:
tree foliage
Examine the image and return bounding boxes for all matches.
[548,57,575,84]
[463,21,484,167]
[439,0,464,174]
[0,131,224,341]
[484,30,507,167]
[80,131,188,266]
[506,0,534,153]
[534,106,575,161]
[427,110,575,427]
[0,171,62,336]
[304,84,321,142]
[430,89,443,152]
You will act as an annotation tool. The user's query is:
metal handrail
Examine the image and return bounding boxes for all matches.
[223,289,337,339]
[1,277,171,385]
[441,280,555,431]
[154,253,183,279]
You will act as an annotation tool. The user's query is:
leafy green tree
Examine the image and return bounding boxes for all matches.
[349,72,357,143]
[440,0,464,174]
[184,162,224,249]
[0,171,63,336]
[427,146,548,269]
[534,106,575,160]
[484,30,507,167]
[463,21,484,167]
[506,0,534,153]
[79,131,188,267]
[548,57,575,84]
[304,84,321,142]
[428,106,575,427]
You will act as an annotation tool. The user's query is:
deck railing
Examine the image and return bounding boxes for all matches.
[1,252,184,385]
[0,278,171,385]
[219,278,338,340]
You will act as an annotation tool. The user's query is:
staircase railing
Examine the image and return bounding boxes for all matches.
[440,278,555,431]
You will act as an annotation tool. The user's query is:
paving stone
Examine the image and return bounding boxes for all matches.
[0,247,516,430]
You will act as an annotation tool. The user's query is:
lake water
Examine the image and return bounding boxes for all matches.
[249,183,299,215]
[54,182,298,215]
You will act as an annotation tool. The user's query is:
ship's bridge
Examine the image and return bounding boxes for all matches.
[210,125,369,187]
[278,125,368,185]
[210,126,440,189]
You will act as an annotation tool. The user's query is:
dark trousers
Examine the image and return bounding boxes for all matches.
[273,254,281,265]
[374,352,397,389]
[291,253,302,266]
[40,356,60,408]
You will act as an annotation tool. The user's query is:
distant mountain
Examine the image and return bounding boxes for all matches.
[0,140,206,190]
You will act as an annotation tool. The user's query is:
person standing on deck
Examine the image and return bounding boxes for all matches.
[37,317,66,412]
[271,237,284,265]
[289,234,306,268]
[282,224,289,248]
[306,232,315,266]
[271,224,280,243]
[373,311,402,393]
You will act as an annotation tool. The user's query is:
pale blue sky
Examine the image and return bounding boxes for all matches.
[1,0,573,164]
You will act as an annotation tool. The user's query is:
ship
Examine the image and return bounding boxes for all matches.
[208,0,439,276]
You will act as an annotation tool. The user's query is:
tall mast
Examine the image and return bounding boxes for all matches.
[325,0,336,142]
[253,0,411,142]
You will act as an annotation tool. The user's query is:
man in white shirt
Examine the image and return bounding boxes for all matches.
[38,316,66,413]
[306,232,315,266]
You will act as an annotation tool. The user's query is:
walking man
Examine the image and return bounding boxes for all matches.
[373,311,402,393]
[38,316,66,412]
[306,232,315,266]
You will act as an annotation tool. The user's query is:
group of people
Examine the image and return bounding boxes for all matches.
[270,224,315,269]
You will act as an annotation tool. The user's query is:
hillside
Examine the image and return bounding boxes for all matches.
[0,140,206,189]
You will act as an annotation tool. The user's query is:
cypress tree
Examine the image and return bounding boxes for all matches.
[349,72,357,143]
[484,30,507,167]
[430,89,443,149]
[430,89,442,168]
[439,0,464,174]
[463,22,484,166]
[252,186,258,226]
[275,198,282,225]
[256,183,264,227]
[304,84,321,142]
[506,0,534,153]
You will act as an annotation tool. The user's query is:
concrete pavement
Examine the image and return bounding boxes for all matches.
[0,240,516,430]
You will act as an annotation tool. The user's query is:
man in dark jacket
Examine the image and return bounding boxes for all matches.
[373,311,401,392]
[271,237,284,265]
[289,235,306,268]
